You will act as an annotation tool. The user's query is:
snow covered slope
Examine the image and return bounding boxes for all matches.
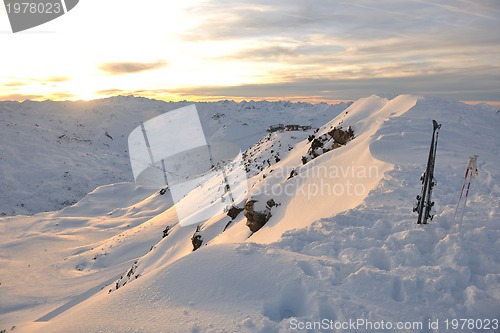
[0,97,348,216]
[1,95,499,333]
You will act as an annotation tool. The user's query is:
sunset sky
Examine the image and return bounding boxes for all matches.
[1,0,499,105]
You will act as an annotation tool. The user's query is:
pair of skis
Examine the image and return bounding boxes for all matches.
[452,155,478,228]
[413,120,442,224]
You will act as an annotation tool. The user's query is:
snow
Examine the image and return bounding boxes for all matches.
[0,97,348,216]
[247,95,419,244]
[1,95,499,333]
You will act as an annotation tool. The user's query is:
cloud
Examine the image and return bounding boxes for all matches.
[0,91,78,101]
[0,93,45,101]
[226,45,301,61]
[46,91,78,100]
[186,0,500,56]
[413,0,500,21]
[96,88,181,101]
[184,0,500,68]
[2,76,70,87]
[43,76,71,82]
[3,81,28,87]
[183,0,500,65]
[96,88,128,96]
[96,88,165,96]
[179,0,499,102]
[183,0,340,41]
[98,61,168,75]
[174,67,500,102]
[185,0,500,42]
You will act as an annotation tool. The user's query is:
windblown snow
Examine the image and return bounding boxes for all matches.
[0,95,499,333]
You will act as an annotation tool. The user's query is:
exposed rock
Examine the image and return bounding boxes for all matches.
[245,200,272,233]
[310,137,324,150]
[267,124,312,133]
[191,226,203,251]
[303,126,355,164]
[287,169,298,180]
[162,225,170,238]
[266,199,276,208]
[328,127,353,145]
[227,206,244,219]
[192,235,202,251]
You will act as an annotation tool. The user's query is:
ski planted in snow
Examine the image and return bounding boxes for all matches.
[413,120,442,224]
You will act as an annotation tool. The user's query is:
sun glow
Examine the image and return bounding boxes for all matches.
[1,0,499,104]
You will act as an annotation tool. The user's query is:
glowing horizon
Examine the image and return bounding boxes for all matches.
[1,0,499,106]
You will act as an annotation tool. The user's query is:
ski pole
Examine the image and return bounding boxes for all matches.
[457,155,478,233]
[457,171,471,234]
[459,175,472,225]
[452,167,469,224]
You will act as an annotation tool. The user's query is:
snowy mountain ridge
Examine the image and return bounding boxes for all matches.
[1,95,499,333]
[0,97,349,216]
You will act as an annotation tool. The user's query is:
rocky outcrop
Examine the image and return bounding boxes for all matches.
[227,206,244,219]
[302,126,354,164]
[267,124,312,133]
[245,199,275,233]
[329,126,354,145]
[191,226,203,251]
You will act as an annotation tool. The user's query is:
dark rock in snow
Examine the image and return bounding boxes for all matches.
[245,199,273,233]
[287,169,298,180]
[162,225,170,238]
[192,235,203,251]
[266,199,276,208]
[191,226,203,251]
[303,126,355,164]
[227,206,244,219]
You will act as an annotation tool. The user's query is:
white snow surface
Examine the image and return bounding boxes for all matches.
[0,95,499,333]
[0,97,348,216]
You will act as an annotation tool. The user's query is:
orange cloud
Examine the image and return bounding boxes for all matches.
[98,61,167,75]
[0,93,44,101]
